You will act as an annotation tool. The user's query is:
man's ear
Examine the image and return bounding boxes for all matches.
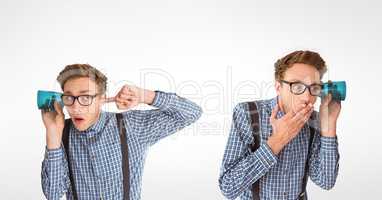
[275,80,281,95]
[99,94,106,105]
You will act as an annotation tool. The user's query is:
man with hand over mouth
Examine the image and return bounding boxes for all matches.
[41,64,202,200]
[219,50,341,200]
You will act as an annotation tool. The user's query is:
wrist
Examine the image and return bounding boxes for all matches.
[47,141,61,150]
[320,122,337,137]
[321,130,337,137]
[143,89,155,105]
[267,135,285,155]
[46,130,62,150]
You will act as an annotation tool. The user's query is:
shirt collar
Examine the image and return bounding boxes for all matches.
[76,111,108,138]
[269,96,285,118]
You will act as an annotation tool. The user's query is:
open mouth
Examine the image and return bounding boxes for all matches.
[73,117,85,124]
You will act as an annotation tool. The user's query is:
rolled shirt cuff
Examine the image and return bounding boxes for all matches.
[151,90,174,109]
[320,136,338,152]
[44,146,64,162]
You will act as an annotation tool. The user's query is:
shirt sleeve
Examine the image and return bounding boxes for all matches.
[308,132,340,190]
[41,146,71,200]
[126,91,203,146]
[218,103,278,200]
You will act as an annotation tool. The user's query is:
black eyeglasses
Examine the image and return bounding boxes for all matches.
[280,80,322,96]
[61,94,99,106]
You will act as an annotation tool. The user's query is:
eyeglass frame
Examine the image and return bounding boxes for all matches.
[279,80,323,96]
[61,94,99,106]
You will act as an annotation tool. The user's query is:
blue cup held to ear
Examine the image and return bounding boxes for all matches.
[321,81,346,101]
[37,90,64,111]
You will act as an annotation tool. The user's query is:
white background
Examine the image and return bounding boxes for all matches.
[0,0,381,199]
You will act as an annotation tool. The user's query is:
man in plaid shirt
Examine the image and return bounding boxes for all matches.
[40,64,202,200]
[219,50,341,200]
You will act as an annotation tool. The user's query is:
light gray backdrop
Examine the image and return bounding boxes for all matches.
[0,0,380,199]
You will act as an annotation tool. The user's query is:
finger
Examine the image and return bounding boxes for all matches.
[292,104,313,122]
[120,88,134,95]
[285,103,306,119]
[123,101,135,109]
[328,98,341,111]
[116,97,131,105]
[293,103,309,114]
[332,100,341,108]
[295,104,313,122]
[116,99,136,110]
[120,101,129,107]
[41,109,49,117]
[294,112,313,131]
[53,101,64,116]
[298,104,313,120]
[115,86,129,98]
[117,95,137,104]
[116,88,122,96]
[284,110,295,119]
[127,96,139,102]
[103,97,116,103]
[116,96,126,103]
[291,111,304,123]
[122,85,132,93]
[119,93,135,99]
[321,93,332,106]
[298,108,314,125]
[302,103,313,115]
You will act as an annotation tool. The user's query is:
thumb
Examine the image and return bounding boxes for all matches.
[270,104,279,123]
[54,101,64,116]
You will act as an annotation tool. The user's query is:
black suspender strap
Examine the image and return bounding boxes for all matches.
[298,127,315,200]
[248,102,261,200]
[62,119,78,200]
[62,114,130,200]
[116,113,130,200]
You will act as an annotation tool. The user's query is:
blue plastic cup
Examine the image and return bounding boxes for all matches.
[37,90,64,111]
[321,81,346,101]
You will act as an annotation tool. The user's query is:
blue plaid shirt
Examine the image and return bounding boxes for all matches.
[41,91,202,200]
[219,97,339,200]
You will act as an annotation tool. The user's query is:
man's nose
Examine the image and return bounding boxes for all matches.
[70,99,83,111]
[300,89,312,102]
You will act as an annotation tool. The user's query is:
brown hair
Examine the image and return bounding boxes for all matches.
[56,64,107,94]
[274,50,327,81]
